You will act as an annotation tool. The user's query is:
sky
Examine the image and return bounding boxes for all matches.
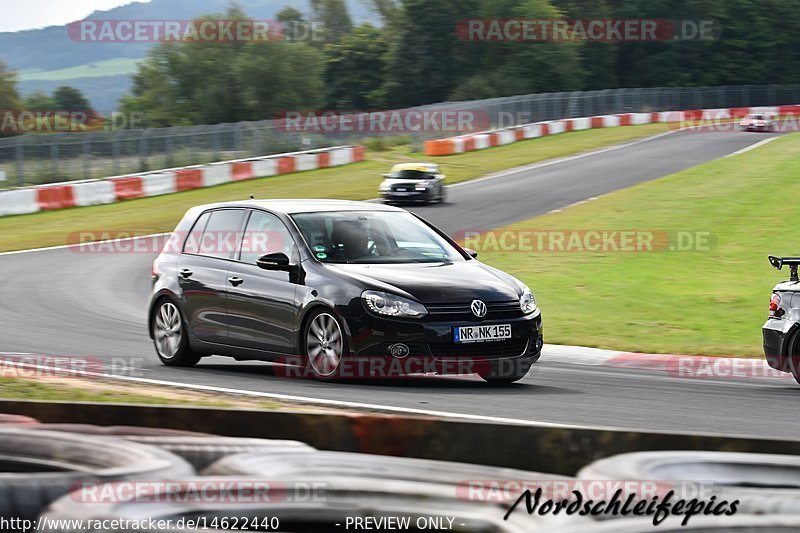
[0,0,147,32]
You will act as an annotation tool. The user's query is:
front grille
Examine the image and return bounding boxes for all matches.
[426,300,523,321]
[391,184,418,192]
[428,338,530,359]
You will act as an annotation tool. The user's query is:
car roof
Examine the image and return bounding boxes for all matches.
[189,199,404,215]
[390,162,438,173]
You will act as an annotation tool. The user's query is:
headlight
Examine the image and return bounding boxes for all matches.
[520,285,537,314]
[379,184,390,192]
[363,290,428,318]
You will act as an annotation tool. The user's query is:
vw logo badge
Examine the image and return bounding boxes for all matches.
[470,299,487,318]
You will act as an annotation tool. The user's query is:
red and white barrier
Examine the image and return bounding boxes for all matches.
[72,180,115,207]
[0,189,39,217]
[424,105,800,156]
[0,145,365,218]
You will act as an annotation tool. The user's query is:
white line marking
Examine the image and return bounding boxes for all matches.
[0,233,171,256]
[724,136,778,157]
[0,354,588,429]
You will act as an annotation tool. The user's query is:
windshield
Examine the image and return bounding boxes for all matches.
[389,170,435,180]
[291,211,464,264]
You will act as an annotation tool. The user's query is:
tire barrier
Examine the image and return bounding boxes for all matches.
[0,145,364,218]
[550,515,800,532]
[41,475,563,532]
[578,451,800,516]
[124,436,315,471]
[203,450,567,486]
[0,413,38,424]
[423,105,800,156]
[22,423,208,436]
[0,428,194,521]
[0,411,798,530]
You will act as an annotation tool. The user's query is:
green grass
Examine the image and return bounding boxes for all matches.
[0,375,283,408]
[0,123,667,252]
[475,134,800,357]
[17,58,142,81]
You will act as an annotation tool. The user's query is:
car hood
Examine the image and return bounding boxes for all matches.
[326,261,522,303]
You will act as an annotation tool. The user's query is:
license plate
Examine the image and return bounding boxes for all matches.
[454,324,512,343]
[396,188,407,191]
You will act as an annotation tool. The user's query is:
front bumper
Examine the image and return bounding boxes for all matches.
[762,318,796,372]
[345,310,542,358]
[380,189,435,203]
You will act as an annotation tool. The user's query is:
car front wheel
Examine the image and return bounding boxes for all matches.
[304,309,346,380]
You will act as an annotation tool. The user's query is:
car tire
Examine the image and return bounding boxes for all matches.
[151,298,201,367]
[125,436,315,471]
[439,186,447,204]
[785,329,800,386]
[0,428,194,521]
[478,355,535,384]
[302,308,347,380]
[578,451,800,515]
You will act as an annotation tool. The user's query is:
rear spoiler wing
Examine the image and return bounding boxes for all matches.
[769,255,800,282]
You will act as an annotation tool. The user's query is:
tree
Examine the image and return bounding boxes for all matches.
[360,0,402,29]
[310,0,354,45]
[24,90,57,110]
[277,6,308,42]
[382,0,480,107]
[53,86,93,111]
[121,6,325,127]
[325,24,387,108]
[0,61,22,111]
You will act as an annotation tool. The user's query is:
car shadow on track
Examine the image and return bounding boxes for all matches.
[193,362,574,395]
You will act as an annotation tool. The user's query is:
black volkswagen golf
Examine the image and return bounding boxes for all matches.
[149,200,543,383]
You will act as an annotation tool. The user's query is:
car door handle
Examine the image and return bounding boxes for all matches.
[180,268,193,278]
[228,276,244,287]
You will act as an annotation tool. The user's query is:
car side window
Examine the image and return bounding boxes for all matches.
[183,211,210,255]
[197,209,246,260]
[239,210,298,265]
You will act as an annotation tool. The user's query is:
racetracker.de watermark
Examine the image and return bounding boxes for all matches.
[275,109,491,134]
[0,110,144,133]
[453,230,716,253]
[70,479,328,504]
[457,19,721,42]
[0,354,144,378]
[68,19,323,43]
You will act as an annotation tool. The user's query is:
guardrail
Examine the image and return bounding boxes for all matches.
[0,145,365,217]
[424,105,800,156]
[2,84,799,187]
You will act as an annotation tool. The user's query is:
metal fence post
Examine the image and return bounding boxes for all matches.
[112,132,120,176]
[51,139,58,179]
[83,136,91,180]
[15,137,24,187]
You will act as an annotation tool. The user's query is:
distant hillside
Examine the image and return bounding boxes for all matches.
[2,0,377,113]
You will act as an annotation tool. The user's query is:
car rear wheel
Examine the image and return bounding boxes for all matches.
[787,330,800,386]
[152,299,201,367]
[304,309,346,379]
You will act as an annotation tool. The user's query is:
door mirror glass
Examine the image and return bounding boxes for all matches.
[464,248,478,259]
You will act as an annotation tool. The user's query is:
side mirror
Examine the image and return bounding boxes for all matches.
[463,248,478,259]
[257,252,294,271]
[381,173,393,178]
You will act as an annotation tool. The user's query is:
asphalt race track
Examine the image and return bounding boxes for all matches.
[1,127,795,440]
